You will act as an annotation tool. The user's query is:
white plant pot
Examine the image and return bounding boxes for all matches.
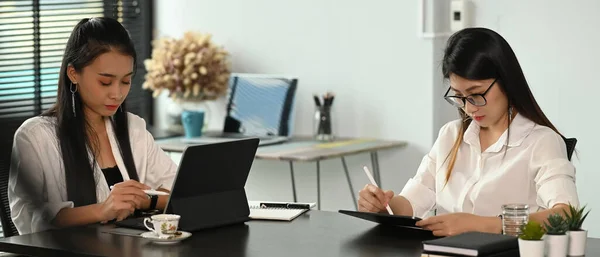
[518,238,545,257]
[567,230,587,256]
[546,234,568,257]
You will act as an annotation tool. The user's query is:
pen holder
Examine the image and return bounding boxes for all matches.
[314,106,334,141]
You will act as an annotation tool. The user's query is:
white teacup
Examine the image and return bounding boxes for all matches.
[143,214,180,237]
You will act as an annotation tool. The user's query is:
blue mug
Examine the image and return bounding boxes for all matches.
[181,110,205,138]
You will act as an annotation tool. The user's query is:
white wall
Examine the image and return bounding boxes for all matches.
[154,0,448,210]
[154,0,439,150]
[472,0,600,236]
[431,0,457,137]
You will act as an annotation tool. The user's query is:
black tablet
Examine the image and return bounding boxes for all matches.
[339,210,423,229]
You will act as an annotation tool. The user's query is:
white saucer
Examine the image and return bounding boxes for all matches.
[140,231,191,244]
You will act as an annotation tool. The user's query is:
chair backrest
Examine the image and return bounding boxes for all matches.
[564,137,577,161]
[223,74,298,137]
[0,121,21,237]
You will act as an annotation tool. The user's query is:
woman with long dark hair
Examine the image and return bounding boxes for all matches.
[358,28,578,236]
[9,17,177,234]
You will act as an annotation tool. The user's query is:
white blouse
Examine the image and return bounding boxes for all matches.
[400,113,579,218]
[9,113,177,234]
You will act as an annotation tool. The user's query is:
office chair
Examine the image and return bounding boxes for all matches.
[0,122,20,238]
[564,137,577,161]
[223,74,298,137]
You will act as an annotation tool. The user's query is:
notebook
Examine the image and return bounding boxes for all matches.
[248,201,316,221]
[422,232,518,256]
[421,248,519,257]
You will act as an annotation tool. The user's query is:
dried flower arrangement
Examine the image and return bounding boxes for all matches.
[142,31,231,102]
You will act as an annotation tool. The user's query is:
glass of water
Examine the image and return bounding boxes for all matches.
[502,204,529,237]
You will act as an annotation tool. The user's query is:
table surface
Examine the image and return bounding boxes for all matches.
[156,136,408,162]
[146,126,183,140]
[0,211,598,257]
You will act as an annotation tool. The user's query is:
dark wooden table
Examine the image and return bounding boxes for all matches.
[0,211,598,257]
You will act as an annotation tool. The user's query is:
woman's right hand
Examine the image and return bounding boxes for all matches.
[358,184,395,213]
[97,180,150,222]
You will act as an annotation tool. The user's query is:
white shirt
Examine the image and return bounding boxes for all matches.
[8,113,177,234]
[400,113,579,218]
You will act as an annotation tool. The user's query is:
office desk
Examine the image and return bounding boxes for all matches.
[5,211,592,257]
[146,126,183,140]
[156,137,407,210]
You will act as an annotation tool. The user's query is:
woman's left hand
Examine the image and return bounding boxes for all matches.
[416,213,501,236]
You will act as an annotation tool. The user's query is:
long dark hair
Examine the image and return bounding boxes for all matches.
[42,17,139,207]
[441,27,563,183]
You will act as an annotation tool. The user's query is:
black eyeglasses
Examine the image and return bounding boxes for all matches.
[444,78,498,108]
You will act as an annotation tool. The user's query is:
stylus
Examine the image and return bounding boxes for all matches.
[363,166,394,215]
[110,186,169,196]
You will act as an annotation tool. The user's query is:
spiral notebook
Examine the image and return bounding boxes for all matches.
[248,201,316,221]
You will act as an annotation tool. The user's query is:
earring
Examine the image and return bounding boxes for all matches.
[70,82,78,117]
[508,106,513,121]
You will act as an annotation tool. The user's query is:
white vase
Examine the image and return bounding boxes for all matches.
[567,230,587,256]
[546,234,568,257]
[166,101,184,133]
[518,238,545,257]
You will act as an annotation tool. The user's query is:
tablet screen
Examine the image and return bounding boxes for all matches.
[339,210,423,229]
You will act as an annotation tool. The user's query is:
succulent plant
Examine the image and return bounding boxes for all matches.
[544,213,568,235]
[563,204,590,231]
[519,221,546,240]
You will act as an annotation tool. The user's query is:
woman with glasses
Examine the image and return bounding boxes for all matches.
[358,28,578,237]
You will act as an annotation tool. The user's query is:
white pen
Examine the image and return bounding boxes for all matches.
[109,186,169,196]
[363,166,394,215]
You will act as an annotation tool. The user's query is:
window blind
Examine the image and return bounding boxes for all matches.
[0,0,153,126]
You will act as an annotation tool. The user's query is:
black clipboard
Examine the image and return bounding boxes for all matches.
[339,210,423,229]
